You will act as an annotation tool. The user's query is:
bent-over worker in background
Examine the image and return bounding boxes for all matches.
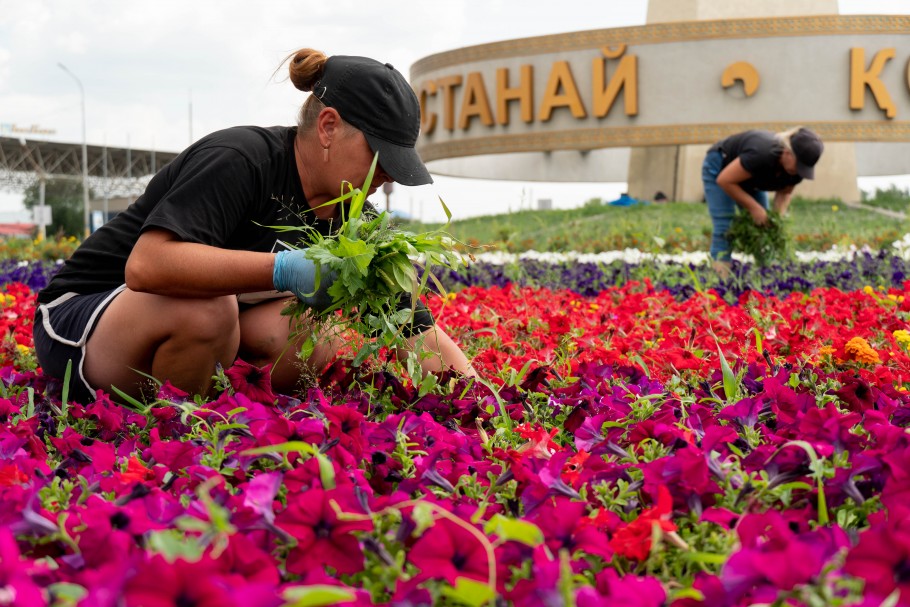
[702,127,824,277]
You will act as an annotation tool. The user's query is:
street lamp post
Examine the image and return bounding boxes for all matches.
[58,62,90,238]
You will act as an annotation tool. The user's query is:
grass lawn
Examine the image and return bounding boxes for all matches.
[412,196,909,254]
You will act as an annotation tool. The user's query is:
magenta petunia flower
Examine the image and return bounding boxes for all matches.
[408,516,489,585]
[276,487,372,576]
[506,545,563,606]
[832,375,877,412]
[225,358,277,404]
[529,498,612,561]
[578,568,666,607]
[0,528,47,607]
[122,554,236,607]
[323,405,366,460]
[844,518,910,601]
[721,511,847,600]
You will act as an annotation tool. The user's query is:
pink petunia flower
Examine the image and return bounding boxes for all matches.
[276,487,372,576]
[225,358,277,404]
[408,516,489,586]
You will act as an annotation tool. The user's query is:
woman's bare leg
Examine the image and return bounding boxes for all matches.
[83,290,241,399]
[237,299,343,395]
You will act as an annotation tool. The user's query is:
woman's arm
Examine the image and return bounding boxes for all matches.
[716,158,767,225]
[772,185,795,215]
[125,228,276,297]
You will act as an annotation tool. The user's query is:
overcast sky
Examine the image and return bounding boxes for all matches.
[2,0,909,222]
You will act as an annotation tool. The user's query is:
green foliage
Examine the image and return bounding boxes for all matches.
[860,184,910,212]
[275,154,467,369]
[413,198,906,254]
[725,210,790,266]
[22,178,91,238]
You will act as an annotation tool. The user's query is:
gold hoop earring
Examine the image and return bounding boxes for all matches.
[323,147,329,162]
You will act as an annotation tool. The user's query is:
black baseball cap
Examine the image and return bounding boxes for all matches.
[314,55,432,186]
[791,128,824,180]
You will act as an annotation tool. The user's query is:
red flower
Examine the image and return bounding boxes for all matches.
[120,456,153,483]
[515,423,560,458]
[609,485,676,561]
[562,449,590,485]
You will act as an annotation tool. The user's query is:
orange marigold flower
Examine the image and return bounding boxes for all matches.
[844,337,881,365]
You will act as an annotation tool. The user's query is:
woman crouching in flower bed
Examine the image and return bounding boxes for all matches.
[32,47,472,404]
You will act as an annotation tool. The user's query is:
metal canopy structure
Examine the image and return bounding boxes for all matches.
[0,136,180,199]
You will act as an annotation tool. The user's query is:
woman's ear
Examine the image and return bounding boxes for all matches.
[316,107,342,148]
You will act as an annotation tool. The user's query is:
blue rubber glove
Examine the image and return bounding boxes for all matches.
[272,249,336,312]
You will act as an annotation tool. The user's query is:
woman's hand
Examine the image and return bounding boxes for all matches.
[749,205,769,226]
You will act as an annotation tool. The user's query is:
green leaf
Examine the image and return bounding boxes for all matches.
[47,582,87,605]
[440,577,495,607]
[281,585,356,607]
[390,256,417,293]
[685,551,728,565]
[473,376,513,432]
[335,235,376,274]
[242,441,318,456]
[109,384,149,413]
[316,453,336,490]
[438,195,453,224]
[147,529,204,562]
[417,372,438,398]
[716,346,737,403]
[670,588,706,601]
[411,502,437,537]
[61,358,72,414]
[751,328,763,355]
[484,514,544,547]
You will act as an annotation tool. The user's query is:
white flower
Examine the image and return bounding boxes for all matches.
[468,236,910,266]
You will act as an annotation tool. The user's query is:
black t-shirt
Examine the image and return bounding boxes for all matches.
[40,125,325,302]
[39,125,435,334]
[37,126,414,308]
[712,130,803,192]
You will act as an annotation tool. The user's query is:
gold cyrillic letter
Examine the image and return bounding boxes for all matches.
[593,45,638,117]
[458,72,495,129]
[850,47,896,119]
[538,61,586,122]
[435,75,464,131]
[496,65,534,125]
[418,81,437,134]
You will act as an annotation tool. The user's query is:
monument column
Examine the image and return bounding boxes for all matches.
[627,0,861,203]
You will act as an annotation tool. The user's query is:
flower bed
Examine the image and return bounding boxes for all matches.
[439,247,910,303]
[1,254,910,606]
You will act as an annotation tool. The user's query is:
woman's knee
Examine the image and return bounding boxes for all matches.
[171,296,240,343]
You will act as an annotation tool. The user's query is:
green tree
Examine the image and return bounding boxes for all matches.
[22,178,90,237]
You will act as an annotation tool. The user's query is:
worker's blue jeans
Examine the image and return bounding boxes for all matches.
[703,149,768,261]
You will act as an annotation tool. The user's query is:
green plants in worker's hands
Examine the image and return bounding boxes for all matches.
[270,153,468,368]
[726,209,790,266]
